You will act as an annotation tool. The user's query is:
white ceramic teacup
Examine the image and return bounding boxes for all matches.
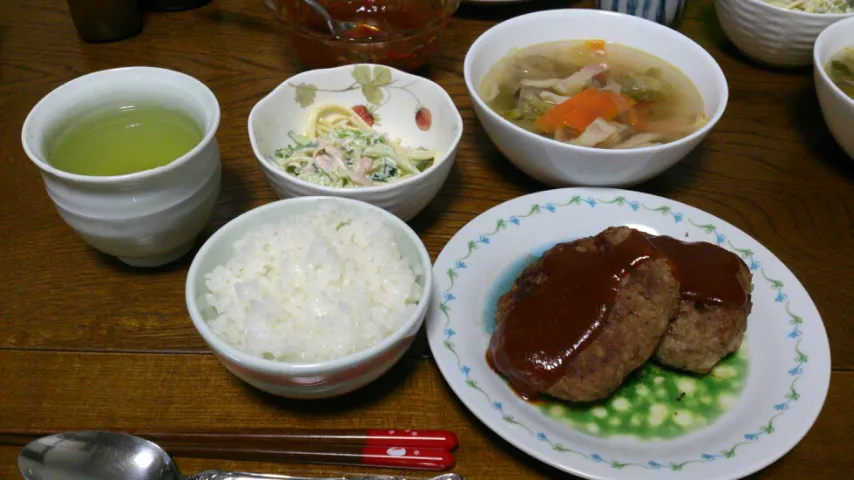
[22,67,222,267]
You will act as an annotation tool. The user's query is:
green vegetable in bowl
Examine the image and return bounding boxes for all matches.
[615,69,672,102]
[827,47,854,99]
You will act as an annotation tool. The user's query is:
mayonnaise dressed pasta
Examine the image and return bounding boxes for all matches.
[273,103,436,188]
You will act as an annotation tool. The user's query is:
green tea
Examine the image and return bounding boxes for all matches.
[48,104,203,176]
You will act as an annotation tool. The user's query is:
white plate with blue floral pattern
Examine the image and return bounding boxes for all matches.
[427,188,830,480]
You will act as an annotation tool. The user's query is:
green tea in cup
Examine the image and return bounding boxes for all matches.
[48,103,203,176]
[22,66,221,267]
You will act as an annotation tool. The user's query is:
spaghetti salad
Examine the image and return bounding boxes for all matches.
[273,104,436,188]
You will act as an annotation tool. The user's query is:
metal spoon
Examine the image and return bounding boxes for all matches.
[301,0,381,39]
[18,431,464,480]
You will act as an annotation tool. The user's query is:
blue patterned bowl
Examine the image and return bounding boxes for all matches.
[596,0,688,26]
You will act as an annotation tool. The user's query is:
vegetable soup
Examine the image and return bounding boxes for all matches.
[480,40,706,150]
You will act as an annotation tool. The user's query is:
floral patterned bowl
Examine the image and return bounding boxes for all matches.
[265,0,461,71]
[248,64,462,221]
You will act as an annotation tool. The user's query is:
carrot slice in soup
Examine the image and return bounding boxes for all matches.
[585,39,606,51]
[536,88,637,134]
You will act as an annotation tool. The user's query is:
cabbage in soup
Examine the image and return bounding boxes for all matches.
[826,47,854,100]
[480,40,706,149]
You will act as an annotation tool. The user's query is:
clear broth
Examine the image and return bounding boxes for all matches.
[480,40,706,149]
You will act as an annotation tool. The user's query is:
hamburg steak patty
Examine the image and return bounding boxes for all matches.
[489,226,681,403]
[650,236,753,374]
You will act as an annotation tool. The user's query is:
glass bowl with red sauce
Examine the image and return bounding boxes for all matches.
[266,0,461,71]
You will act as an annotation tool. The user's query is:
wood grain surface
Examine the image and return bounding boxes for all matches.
[0,0,852,478]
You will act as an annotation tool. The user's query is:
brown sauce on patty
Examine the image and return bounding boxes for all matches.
[487,229,665,397]
[645,235,748,308]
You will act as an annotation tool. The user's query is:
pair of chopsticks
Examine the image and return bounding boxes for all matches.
[0,428,459,471]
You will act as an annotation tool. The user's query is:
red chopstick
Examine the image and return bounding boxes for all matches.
[141,428,459,450]
[168,445,455,470]
[0,428,458,471]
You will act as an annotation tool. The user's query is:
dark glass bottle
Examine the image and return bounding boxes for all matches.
[66,0,143,43]
[142,0,212,11]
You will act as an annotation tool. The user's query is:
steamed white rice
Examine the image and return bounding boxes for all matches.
[203,203,423,362]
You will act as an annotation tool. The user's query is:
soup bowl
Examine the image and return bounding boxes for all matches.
[186,196,432,399]
[814,16,854,161]
[21,67,221,267]
[464,9,728,188]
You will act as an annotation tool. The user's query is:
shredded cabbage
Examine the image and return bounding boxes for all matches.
[272,103,436,188]
[765,0,854,13]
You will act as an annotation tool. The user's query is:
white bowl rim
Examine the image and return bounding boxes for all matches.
[247,63,463,194]
[21,66,221,185]
[185,195,434,375]
[463,8,730,157]
[737,0,854,19]
[814,15,854,109]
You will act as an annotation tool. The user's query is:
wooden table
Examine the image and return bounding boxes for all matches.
[1,0,852,478]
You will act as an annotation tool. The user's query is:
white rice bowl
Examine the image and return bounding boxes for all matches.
[203,203,424,362]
